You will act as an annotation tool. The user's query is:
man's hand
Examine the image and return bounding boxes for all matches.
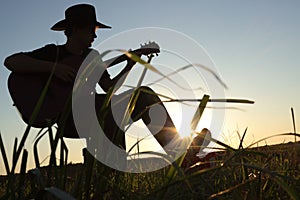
[127,51,142,66]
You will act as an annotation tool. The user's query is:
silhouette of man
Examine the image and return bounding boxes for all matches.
[4,4,188,160]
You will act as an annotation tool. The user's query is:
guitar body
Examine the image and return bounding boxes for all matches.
[8,73,71,127]
[8,56,83,128]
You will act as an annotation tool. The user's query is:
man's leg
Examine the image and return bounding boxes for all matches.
[95,94,126,150]
[109,87,190,159]
[130,86,185,157]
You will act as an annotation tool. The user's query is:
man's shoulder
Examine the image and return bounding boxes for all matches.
[30,43,59,53]
[25,43,64,60]
[40,43,59,50]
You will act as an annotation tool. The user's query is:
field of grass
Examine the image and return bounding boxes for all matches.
[0,131,299,199]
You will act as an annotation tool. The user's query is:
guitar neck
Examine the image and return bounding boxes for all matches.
[103,45,159,68]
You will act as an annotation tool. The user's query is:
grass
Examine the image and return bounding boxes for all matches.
[0,136,299,199]
[1,50,299,199]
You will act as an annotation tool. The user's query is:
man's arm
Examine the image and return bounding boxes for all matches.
[98,58,137,92]
[4,53,76,82]
[5,53,55,73]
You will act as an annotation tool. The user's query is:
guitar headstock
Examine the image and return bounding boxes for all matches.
[139,41,160,56]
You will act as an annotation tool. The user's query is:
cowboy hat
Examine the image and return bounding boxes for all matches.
[51,4,111,31]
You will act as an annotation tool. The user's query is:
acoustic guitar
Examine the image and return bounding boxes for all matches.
[8,42,160,128]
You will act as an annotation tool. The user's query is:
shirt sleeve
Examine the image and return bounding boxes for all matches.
[23,44,58,62]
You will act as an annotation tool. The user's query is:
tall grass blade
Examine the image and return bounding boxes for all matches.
[11,136,21,173]
[291,107,297,142]
[208,178,255,199]
[47,125,58,166]
[210,137,237,151]
[33,127,45,141]
[164,98,254,104]
[58,138,68,190]
[126,137,145,156]
[246,132,300,149]
[50,93,72,168]
[0,132,10,175]
[230,162,300,199]
[18,149,28,199]
[238,127,248,150]
[83,150,95,199]
[271,176,300,200]
[60,139,68,166]
[136,54,154,87]
[191,94,210,131]
[157,94,210,198]
[147,63,228,89]
[164,95,210,183]
[120,89,140,133]
[33,128,49,168]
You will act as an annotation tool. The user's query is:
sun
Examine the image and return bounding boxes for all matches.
[164,101,212,138]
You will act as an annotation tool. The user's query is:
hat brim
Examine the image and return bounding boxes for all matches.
[51,19,111,31]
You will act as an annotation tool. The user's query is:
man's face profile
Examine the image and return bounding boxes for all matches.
[72,25,98,48]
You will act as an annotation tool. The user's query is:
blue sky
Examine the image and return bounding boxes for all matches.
[0,1,299,174]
